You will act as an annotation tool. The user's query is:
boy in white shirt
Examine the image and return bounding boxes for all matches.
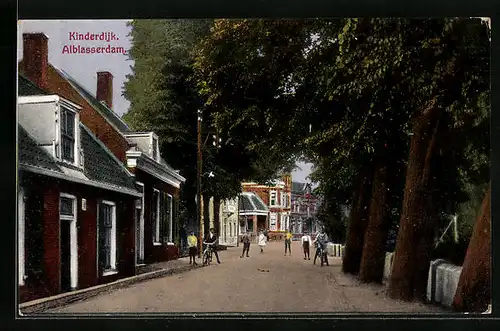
[301,233,312,260]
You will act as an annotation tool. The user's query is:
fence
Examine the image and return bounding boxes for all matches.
[426,259,462,307]
[325,246,462,308]
[326,243,345,257]
[382,252,461,308]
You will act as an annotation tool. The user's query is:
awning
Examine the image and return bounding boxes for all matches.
[238,192,268,216]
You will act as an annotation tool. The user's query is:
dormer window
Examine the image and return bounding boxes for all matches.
[61,107,76,163]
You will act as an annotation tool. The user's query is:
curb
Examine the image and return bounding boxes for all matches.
[20,263,202,315]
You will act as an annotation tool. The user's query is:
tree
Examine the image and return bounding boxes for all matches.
[193,18,490,298]
[124,19,300,239]
[123,19,214,233]
[452,184,491,312]
[388,18,490,301]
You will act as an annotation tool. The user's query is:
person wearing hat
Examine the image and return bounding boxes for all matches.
[204,228,221,264]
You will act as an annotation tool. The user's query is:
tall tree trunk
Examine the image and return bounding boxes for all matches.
[213,196,221,237]
[203,195,211,237]
[359,159,390,283]
[452,185,491,312]
[388,99,442,301]
[342,165,373,275]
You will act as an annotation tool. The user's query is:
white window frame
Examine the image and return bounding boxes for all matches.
[153,188,161,245]
[135,182,145,265]
[270,190,277,207]
[269,212,277,231]
[59,193,78,289]
[99,200,117,276]
[18,188,25,286]
[167,193,173,243]
[57,103,81,167]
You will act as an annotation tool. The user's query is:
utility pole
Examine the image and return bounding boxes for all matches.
[197,109,203,258]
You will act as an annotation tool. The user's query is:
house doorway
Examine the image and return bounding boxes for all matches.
[60,218,71,291]
[257,215,266,232]
[59,194,78,292]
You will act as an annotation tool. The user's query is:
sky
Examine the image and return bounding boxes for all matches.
[17,19,314,184]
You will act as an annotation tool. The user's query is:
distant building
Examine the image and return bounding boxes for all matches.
[238,192,269,243]
[241,174,292,233]
[201,196,240,246]
[290,181,321,234]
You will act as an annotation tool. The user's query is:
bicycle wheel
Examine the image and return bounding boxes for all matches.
[202,250,209,266]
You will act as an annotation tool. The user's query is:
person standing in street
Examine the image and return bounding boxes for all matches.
[204,228,221,264]
[241,232,251,258]
[301,232,312,260]
[284,230,293,256]
[258,231,267,253]
[312,227,329,266]
[187,231,198,265]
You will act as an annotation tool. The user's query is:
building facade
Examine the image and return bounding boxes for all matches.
[18,91,141,302]
[238,192,269,243]
[290,181,321,235]
[219,198,239,246]
[241,174,292,240]
[19,33,186,271]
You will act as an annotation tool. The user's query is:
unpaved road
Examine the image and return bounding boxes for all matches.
[47,241,444,313]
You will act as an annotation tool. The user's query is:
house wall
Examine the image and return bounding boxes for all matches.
[133,169,180,264]
[219,199,239,246]
[18,172,136,303]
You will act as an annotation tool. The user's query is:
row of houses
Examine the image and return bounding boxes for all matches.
[17,33,186,302]
[209,175,322,244]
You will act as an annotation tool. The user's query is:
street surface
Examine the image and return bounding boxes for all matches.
[47,241,444,313]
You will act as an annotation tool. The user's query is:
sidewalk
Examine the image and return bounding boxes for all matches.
[19,257,201,315]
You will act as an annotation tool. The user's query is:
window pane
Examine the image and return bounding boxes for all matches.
[62,136,74,162]
[105,227,111,247]
[61,108,75,138]
[60,197,74,216]
[104,247,111,269]
[61,108,75,162]
[66,111,75,138]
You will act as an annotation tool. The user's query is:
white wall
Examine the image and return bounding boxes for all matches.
[18,101,57,145]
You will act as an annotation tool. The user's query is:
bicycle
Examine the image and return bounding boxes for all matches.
[202,242,215,266]
[315,244,329,267]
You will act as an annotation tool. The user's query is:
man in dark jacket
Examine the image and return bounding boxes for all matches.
[204,228,221,264]
[240,233,250,258]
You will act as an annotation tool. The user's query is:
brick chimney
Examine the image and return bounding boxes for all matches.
[22,33,49,90]
[96,71,113,109]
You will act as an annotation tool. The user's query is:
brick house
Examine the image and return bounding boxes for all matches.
[241,174,292,240]
[19,33,186,267]
[237,192,268,243]
[18,82,142,302]
[290,181,321,235]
